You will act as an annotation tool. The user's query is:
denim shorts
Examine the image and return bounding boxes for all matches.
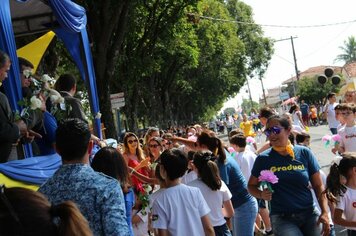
[214,223,232,236]
[270,207,321,236]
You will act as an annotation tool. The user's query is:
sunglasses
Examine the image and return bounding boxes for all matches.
[264,126,284,137]
[127,139,138,144]
[149,144,160,148]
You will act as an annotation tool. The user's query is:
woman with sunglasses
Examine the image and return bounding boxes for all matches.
[143,127,160,156]
[248,115,330,236]
[123,133,150,184]
[147,137,164,163]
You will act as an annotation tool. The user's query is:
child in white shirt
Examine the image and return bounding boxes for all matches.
[337,103,356,153]
[325,153,356,235]
[151,149,214,236]
[188,151,234,236]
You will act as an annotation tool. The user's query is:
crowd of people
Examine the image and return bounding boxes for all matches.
[1,47,356,236]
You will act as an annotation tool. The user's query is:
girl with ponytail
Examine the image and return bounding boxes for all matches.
[0,186,92,236]
[188,151,234,236]
[324,153,356,235]
[170,130,258,235]
[196,131,258,236]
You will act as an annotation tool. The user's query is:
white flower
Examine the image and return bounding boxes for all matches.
[41,74,51,82]
[23,69,32,78]
[48,88,60,96]
[144,184,152,193]
[95,112,102,119]
[30,96,42,110]
[41,74,55,85]
[59,102,67,111]
[47,89,64,104]
[50,95,64,104]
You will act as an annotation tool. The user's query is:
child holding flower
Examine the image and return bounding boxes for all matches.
[336,103,356,153]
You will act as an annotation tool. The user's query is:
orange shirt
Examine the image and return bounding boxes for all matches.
[310,107,317,118]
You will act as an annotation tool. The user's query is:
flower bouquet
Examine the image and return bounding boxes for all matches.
[136,184,152,215]
[331,134,341,146]
[246,136,255,145]
[322,135,332,148]
[258,170,278,192]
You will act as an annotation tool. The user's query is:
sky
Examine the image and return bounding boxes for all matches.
[223,0,356,110]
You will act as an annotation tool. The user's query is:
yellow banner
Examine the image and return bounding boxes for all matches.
[17,31,55,73]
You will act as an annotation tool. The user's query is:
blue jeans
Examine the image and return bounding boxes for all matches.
[232,198,258,236]
[270,208,321,236]
[329,224,336,236]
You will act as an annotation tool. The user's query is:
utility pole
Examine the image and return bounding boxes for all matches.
[259,74,267,105]
[246,78,254,111]
[274,36,299,96]
[290,36,300,81]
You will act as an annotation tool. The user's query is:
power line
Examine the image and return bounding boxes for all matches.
[191,13,356,29]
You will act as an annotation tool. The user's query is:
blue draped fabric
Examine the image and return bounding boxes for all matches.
[0,1,22,110]
[0,153,61,185]
[81,28,102,139]
[0,0,32,156]
[48,0,87,33]
[54,28,102,139]
[54,28,85,79]
[48,0,102,139]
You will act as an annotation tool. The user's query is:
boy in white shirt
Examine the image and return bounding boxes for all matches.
[323,93,340,135]
[337,103,356,153]
[229,134,256,181]
[151,149,214,236]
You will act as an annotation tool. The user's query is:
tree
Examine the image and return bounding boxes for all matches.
[241,98,259,115]
[70,0,273,134]
[335,36,356,64]
[296,75,342,105]
[74,0,133,138]
[224,107,236,116]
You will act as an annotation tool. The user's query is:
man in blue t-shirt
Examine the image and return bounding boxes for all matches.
[300,100,309,126]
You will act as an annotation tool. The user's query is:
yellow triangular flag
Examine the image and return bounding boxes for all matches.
[17,31,55,73]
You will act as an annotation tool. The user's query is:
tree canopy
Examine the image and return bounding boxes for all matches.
[296,75,342,105]
[335,35,356,64]
[33,0,273,136]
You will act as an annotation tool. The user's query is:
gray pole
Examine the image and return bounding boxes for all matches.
[290,36,300,81]
[246,78,254,111]
[259,75,267,105]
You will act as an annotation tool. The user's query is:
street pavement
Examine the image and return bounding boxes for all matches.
[219,124,348,235]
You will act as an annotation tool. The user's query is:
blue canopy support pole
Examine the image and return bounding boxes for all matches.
[0,0,32,157]
[80,29,102,139]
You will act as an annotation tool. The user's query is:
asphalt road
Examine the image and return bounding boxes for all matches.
[219,124,348,235]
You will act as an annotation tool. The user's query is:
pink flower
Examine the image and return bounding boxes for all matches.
[246,137,255,144]
[228,147,235,153]
[331,134,341,142]
[322,135,331,142]
[258,170,279,184]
